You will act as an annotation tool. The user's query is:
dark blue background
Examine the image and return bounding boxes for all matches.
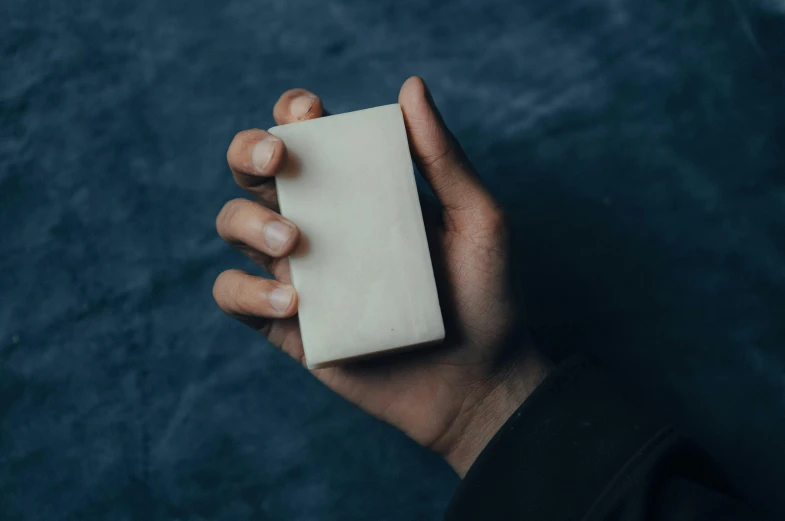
[1,0,784,519]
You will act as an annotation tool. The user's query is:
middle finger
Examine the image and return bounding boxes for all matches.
[216,198,300,272]
[226,128,286,208]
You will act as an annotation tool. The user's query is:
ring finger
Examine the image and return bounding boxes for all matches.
[213,269,298,320]
[216,198,299,276]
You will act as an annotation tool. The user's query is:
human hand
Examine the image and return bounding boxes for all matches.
[212,77,550,476]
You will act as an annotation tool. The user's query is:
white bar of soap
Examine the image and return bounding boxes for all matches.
[269,104,445,369]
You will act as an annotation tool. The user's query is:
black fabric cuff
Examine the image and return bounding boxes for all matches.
[444,357,671,521]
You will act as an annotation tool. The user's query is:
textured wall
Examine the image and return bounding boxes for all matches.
[1,0,784,519]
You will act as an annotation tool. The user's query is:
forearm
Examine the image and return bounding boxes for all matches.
[441,348,552,476]
[444,358,770,521]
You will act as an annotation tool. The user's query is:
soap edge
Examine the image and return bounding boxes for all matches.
[268,103,401,134]
[303,104,448,369]
[270,102,447,369]
[306,329,446,370]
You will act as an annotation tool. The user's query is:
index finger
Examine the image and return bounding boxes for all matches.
[273,88,325,125]
[226,128,287,208]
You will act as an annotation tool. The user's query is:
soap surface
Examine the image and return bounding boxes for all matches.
[269,104,445,369]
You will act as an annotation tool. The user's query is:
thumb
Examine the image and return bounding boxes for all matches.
[398,76,494,215]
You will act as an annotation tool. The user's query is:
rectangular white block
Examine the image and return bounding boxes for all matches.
[269,104,445,369]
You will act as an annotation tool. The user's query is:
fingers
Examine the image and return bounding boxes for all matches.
[212,270,302,364]
[226,129,286,207]
[213,269,298,319]
[216,198,299,272]
[398,77,495,215]
[273,88,324,125]
[227,89,324,206]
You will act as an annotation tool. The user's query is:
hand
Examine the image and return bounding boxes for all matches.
[212,77,551,476]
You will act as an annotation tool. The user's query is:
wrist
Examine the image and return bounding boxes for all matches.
[443,348,552,476]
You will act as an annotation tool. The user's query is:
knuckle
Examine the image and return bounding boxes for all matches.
[227,131,246,160]
[235,128,261,146]
[476,203,507,236]
[215,200,236,236]
[484,204,506,227]
[212,270,239,308]
[217,199,251,239]
[225,201,247,231]
[227,129,263,163]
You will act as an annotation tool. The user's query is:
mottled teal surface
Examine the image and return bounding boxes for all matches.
[1,0,784,519]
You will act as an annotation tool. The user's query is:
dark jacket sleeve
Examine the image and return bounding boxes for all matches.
[445,358,769,521]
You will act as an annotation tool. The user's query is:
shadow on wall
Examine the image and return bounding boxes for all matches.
[456,104,785,513]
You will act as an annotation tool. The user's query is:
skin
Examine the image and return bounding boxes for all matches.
[213,77,551,476]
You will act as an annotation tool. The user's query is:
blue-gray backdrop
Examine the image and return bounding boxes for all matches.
[1,0,784,519]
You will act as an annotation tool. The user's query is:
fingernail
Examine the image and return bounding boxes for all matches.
[264,221,294,252]
[252,137,280,174]
[290,95,316,119]
[269,287,293,312]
